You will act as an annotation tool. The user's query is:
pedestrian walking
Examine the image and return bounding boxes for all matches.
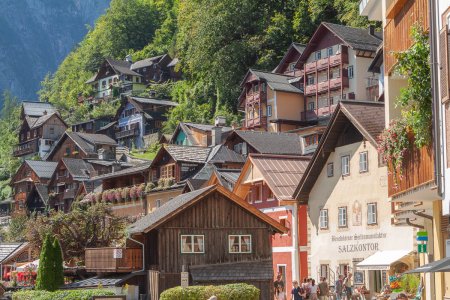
[318,277,329,300]
[310,279,318,300]
[274,274,285,298]
[343,273,352,300]
[335,275,344,300]
[277,285,287,300]
[291,280,306,300]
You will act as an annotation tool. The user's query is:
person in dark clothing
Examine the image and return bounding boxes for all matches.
[291,280,305,300]
[274,274,285,298]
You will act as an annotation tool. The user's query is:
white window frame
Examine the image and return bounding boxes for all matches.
[319,209,328,229]
[181,235,205,254]
[341,155,350,176]
[267,105,272,117]
[367,203,377,225]
[327,163,334,177]
[228,235,252,253]
[327,47,333,57]
[338,207,347,228]
[359,151,368,173]
[348,66,354,79]
[315,50,322,60]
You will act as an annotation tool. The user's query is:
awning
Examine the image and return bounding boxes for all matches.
[357,250,412,270]
[405,257,450,273]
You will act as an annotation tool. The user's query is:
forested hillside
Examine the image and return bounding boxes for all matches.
[39,0,370,129]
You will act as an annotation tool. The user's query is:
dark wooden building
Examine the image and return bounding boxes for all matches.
[11,160,58,215]
[130,54,174,84]
[85,185,286,298]
[71,117,113,134]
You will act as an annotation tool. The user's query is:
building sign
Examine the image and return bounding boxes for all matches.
[331,233,387,254]
[181,272,189,288]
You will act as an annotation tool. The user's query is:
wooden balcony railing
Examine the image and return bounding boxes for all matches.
[304,51,349,75]
[85,248,143,273]
[318,81,329,93]
[305,84,317,96]
[384,0,429,75]
[388,134,434,198]
[13,140,39,157]
[116,128,140,139]
[305,61,317,73]
[245,91,266,104]
[246,116,267,129]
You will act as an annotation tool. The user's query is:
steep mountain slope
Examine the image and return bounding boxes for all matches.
[0,0,110,100]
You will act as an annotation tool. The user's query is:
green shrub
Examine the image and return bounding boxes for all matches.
[12,288,116,300]
[160,283,260,300]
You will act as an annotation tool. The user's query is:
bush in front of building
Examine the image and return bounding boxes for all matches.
[160,283,260,300]
[12,288,116,300]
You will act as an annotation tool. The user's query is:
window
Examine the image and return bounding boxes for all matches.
[320,264,329,279]
[229,235,252,253]
[367,203,377,225]
[160,164,174,179]
[261,82,267,92]
[341,155,350,176]
[307,76,315,85]
[65,147,71,156]
[348,66,354,79]
[308,102,315,111]
[253,184,262,203]
[319,209,328,229]
[267,189,275,201]
[338,207,347,227]
[327,47,333,57]
[253,84,259,93]
[359,151,368,173]
[289,63,296,71]
[181,235,204,253]
[267,105,272,117]
[327,163,334,177]
[315,51,322,60]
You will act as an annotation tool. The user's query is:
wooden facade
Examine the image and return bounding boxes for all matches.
[384,0,429,74]
[85,248,143,273]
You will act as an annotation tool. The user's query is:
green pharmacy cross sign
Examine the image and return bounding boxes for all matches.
[417,231,428,253]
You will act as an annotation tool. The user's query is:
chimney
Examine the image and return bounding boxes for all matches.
[211,127,222,146]
[368,25,375,37]
[214,116,226,127]
[43,110,47,115]
[125,54,133,64]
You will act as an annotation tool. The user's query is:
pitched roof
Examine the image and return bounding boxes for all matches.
[273,42,307,73]
[230,130,303,155]
[128,185,287,234]
[243,69,302,93]
[294,101,385,200]
[106,58,141,76]
[30,112,66,129]
[0,243,25,263]
[130,54,166,70]
[185,122,232,133]
[35,184,50,204]
[90,161,152,181]
[75,132,117,146]
[164,144,212,163]
[62,272,145,289]
[21,102,57,117]
[167,58,179,67]
[130,96,178,107]
[322,22,382,52]
[210,168,242,191]
[61,158,95,180]
[25,160,58,179]
[190,260,273,282]
[207,145,245,164]
[248,154,310,200]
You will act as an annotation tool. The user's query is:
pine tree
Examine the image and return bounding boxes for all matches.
[35,235,55,291]
[52,237,65,289]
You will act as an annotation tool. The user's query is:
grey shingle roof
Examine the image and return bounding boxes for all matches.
[62,158,95,180]
[106,58,141,77]
[323,22,382,52]
[35,184,50,204]
[25,160,58,179]
[62,272,145,289]
[76,132,117,146]
[185,123,232,133]
[233,130,303,155]
[130,54,165,70]
[22,102,57,117]
[207,145,245,164]
[165,144,212,163]
[130,96,178,107]
[190,260,273,282]
[0,243,25,263]
[90,162,152,181]
[129,186,215,233]
[246,69,302,93]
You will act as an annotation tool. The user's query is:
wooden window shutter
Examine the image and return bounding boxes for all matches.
[440,25,450,103]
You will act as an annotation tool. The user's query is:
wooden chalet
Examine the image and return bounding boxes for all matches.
[238,69,308,132]
[71,117,113,134]
[45,132,117,162]
[224,130,304,156]
[48,158,95,212]
[0,243,32,281]
[14,102,67,158]
[273,42,307,76]
[115,96,177,149]
[233,154,311,291]
[205,167,241,191]
[85,185,287,299]
[130,54,177,84]
[11,160,58,215]
[169,119,232,147]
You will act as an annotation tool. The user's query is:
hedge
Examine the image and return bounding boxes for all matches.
[160,283,260,300]
[12,288,116,300]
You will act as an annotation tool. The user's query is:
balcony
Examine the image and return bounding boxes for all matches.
[305,61,317,74]
[245,91,266,104]
[284,70,304,78]
[317,58,329,70]
[304,50,349,75]
[301,104,338,122]
[318,81,329,93]
[116,128,140,139]
[359,0,382,21]
[63,190,75,200]
[305,84,317,96]
[13,140,38,157]
[384,0,429,74]
[366,84,379,101]
[85,247,143,273]
[246,116,267,129]
[329,77,349,90]
[388,134,436,200]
